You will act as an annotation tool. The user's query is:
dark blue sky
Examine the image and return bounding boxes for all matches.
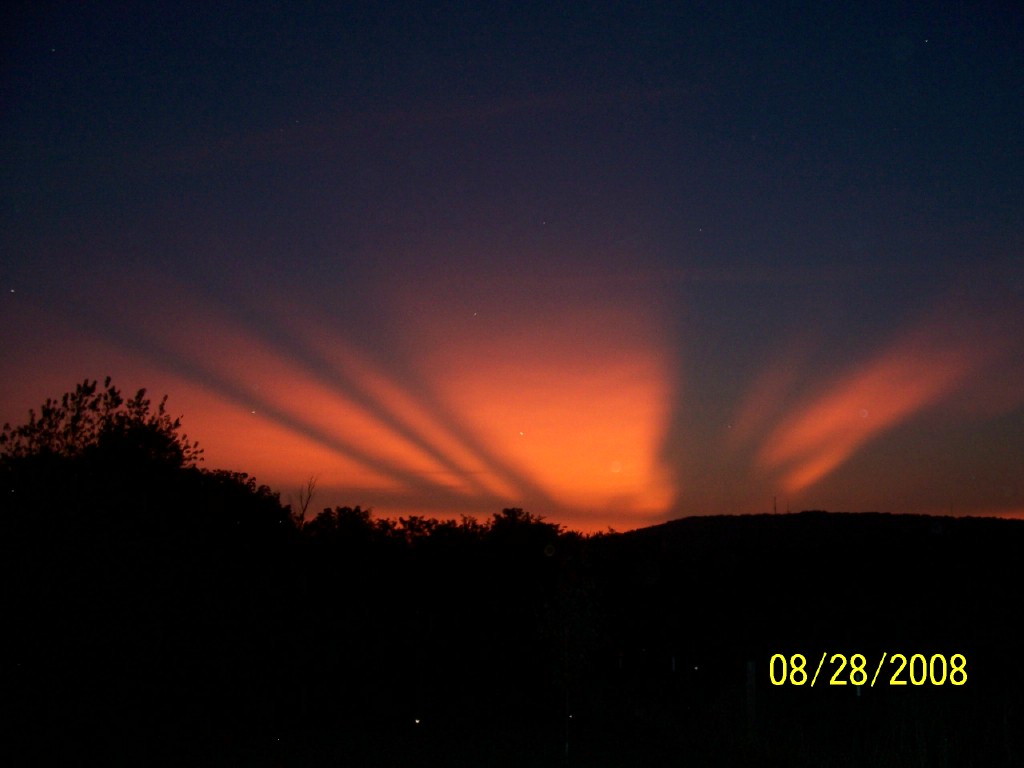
[3,1,1022,528]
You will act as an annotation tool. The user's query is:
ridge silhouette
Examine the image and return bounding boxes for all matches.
[3,379,1021,766]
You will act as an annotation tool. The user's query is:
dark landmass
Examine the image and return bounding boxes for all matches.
[7,498,1022,767]
[3,383,1022,766]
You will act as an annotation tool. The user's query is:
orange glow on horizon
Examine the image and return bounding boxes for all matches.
[392,274,679,523]
[426,341,675,515]
[4,266,679,530]
[755,319,1002,495]
[6,265,1020,532]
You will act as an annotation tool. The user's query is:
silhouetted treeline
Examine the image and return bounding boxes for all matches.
[3,381,1023,766]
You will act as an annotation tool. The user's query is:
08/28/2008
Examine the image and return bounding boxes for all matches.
[768,652,967,687]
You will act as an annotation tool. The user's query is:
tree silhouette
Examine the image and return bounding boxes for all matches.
[292,474,318,528]
[0,376,202,467]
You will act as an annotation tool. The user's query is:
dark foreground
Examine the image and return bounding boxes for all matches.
[4,453,1023,766]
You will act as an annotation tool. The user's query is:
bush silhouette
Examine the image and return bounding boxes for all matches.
[0,376,202,467]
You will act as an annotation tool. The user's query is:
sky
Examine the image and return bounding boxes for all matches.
[2,1,1022,531]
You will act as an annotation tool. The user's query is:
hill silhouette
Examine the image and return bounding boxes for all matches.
[3,381,1022,766]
